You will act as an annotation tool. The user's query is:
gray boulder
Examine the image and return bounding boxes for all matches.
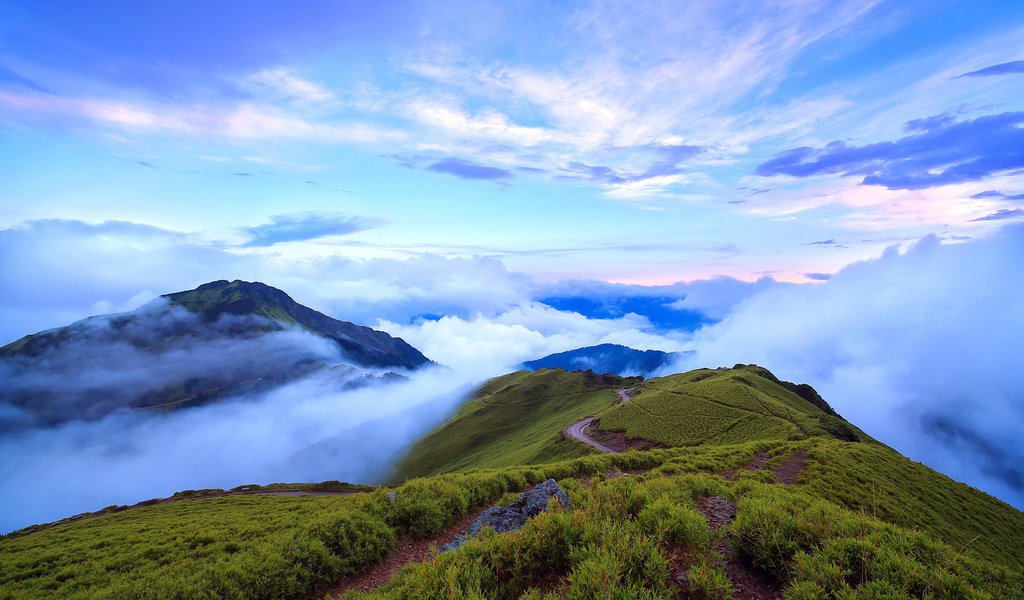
[440,479,571,552]
[522,478,572,516]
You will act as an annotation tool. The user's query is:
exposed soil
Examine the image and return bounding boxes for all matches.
[324,506,488,597]
[720,449,807,486]
[772,449,808,485]
[683,495,783,600]
[585,424,662,452]
[720,451,770,481]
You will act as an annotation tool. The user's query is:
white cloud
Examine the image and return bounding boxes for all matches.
[0,366,473,532]
[378,302,685,377]
[246,67,334,102]
[670,225,1024,507]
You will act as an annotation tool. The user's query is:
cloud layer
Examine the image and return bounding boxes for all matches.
[0,367,471,533]
[757,112,1024,190]
[672,224,1024,507]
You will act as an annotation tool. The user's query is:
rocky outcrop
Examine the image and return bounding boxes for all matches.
[440,479,571,552]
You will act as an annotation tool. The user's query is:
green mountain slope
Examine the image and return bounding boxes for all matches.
[392,365,865,482]
[2,439,1021,599]
[3,364,1022,599]
[391,369,640,479]
[592,364,869,447]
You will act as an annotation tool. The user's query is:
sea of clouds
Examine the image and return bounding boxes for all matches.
[1,219,1021,531]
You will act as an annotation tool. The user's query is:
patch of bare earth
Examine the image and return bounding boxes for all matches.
[586,422,662,452]
[674,496,783,600]
[324,506,487,597]
[720,449,807,486]
[720,451,770,481]
[772,449,807,485]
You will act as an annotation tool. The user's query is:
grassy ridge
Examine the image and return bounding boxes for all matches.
[796,439,1024,570]
[2,440,1021,598]
[343,465,1022,599]
[595,365,869,446]
[390,369,636,480]
[4,365,1022,598]
[0,444,756,600]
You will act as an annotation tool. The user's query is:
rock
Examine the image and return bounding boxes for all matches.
[440,479,570,552]
[385,491,397,506]
[521,479,572,516]
[439,536,467,552]
[467,506,529,536]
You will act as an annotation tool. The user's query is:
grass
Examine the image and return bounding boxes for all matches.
[2,366,1022,598]
[390,369,637,480]
[4,439,1022,598]
[792,439,1024,570]
[338,460,1021,599]
[594,365,870,447]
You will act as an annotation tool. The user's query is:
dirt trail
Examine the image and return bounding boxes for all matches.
[721,449,807,485]
[677,496,782,600]
[564,388,634,453]
[324,507,488,597]
[772,449,807,485]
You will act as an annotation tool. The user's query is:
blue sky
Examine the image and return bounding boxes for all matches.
[2,0,1024,513]
[1,0,1024,286]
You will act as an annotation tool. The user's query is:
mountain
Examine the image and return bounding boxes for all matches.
[0,280,430,428]
[392,364,861,482]
[162,280,429,369]
[3,365,1023,599]
[391,369,643,479]
[522,343,680,376]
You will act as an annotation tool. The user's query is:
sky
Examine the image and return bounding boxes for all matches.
[2,1,1024,518]
[1,0,1023,288]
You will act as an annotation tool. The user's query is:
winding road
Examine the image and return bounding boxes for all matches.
[565,388,633,453]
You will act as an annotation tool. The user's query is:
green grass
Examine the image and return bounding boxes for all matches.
[594,365,870,447]
[792,439,1024,570]
[3,366,1022,598]
[390,369,636,480]
[339,458,1021,599]
[4,439,1022,599]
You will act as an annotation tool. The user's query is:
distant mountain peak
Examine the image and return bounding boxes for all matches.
[523,343,683,377]
[159,279,430,369]
[0,279,432,428]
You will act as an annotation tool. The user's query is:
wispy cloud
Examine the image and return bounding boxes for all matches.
[0,90,403,144]
[244,67,334,102]
[240,213,383,247]
[427,157,513,181]
[970,209,1024,222]
[956,60,1024,78]
[972,190,1024,201]
[757,112,1024,190]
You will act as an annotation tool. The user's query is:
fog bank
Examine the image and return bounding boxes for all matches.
[671,225,1024,507]
[0,367,473,533]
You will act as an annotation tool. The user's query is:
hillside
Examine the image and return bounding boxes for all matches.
[590,364,867,447]
[392,365,864,482]
[390,369,641,479]
[2,364,1022,598]
[522,343,680,376]
[0,280,430,429]
[2,439,1022,599]
[163,280,429,369]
